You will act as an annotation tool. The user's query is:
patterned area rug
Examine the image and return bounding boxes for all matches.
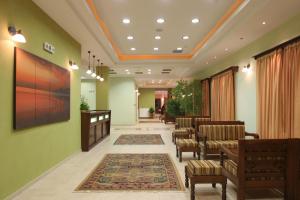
[114,134,164,145]
[76,154,184,191]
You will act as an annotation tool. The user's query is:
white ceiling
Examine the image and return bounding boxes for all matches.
[33,0,300,88]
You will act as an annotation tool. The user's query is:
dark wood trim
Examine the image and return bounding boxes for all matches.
[210,66,239,79]
[200,77,211,83]
[254,35,300,59]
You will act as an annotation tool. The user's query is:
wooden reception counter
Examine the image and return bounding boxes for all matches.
[81,110,111,151]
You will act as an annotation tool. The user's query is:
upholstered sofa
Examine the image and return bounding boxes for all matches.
[197,121,258,159]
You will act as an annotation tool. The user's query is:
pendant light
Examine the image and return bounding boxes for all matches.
[100,62,104,82]
[96,59,101,80]
[91,55,96,78]
[86,51,92,74]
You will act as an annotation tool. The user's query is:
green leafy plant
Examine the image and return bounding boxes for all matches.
[166,98,183,117]
[80,96,90,110]
[148,107,155,113]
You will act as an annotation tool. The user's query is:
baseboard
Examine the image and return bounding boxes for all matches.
[5,150,81,200]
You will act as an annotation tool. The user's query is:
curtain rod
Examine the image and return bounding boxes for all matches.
[254,35,300,59]
[200,66,239,82]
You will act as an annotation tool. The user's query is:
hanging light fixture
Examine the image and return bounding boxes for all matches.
[8,26,26,43]
[91,55,96,78]
[100,62,104,82]
[86,51,92,74]
[96,59,101,80]
[69,60,79,70]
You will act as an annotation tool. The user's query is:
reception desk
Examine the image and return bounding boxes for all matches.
[81,110,111,151]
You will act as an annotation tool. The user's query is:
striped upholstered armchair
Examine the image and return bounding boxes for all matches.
[198,123,258,159]
[175,117,193,129]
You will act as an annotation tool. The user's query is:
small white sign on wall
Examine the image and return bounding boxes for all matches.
[43,42,55,54]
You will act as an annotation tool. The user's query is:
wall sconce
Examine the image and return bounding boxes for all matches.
[69,60,79,70]
[242,64,251,73]
[8,26,26,43]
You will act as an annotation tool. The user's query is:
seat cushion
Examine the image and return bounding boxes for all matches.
[187,160,222,176]
[223,160,237,176]
[200,140,238,150]
[177,139,198,148]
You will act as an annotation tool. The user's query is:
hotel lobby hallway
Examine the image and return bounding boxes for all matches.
[11,122,282,200]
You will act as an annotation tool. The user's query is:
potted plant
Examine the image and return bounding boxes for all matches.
[80,97,90,111]
[148,107,155,118]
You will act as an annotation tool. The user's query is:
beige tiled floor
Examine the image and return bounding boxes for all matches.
[11,123,282,200]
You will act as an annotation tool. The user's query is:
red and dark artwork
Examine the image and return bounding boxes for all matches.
[14,47,70,129]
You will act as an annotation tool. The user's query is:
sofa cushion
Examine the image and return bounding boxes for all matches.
[199,125,245,140]
[199,140,238,150]
[223,160,237,176]
[187,160,222,176]
[177,139,198,148]
[176,118,193,128]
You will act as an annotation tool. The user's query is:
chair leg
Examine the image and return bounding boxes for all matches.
[212,183,216,188]
[222,180,227,200]
[193,152,196,158]
[190,181,195,200]
[185,167,189,188]
[197,151,200,160]
[179,150,182,162]
[176,147,178,157]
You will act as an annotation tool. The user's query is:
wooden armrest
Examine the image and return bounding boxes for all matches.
[245,132,259,139]
[220,145,238,163]
[175,123,179,129]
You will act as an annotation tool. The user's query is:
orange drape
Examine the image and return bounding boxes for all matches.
[210,70,235,121]
[201,79,210,116]
[257,40,300,139]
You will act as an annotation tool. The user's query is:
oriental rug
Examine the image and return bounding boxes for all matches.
[76,154,184,191]
[114,134,164,145]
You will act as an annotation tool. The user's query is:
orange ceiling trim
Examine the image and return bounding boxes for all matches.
[86,0,244,61]
[191,0,245,54]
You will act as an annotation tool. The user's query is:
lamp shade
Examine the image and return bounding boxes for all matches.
[12,33,26,43]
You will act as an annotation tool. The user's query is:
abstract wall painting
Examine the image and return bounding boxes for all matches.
[14,47,70,129]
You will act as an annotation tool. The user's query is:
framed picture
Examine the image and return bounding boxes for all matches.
[14,47,70,129]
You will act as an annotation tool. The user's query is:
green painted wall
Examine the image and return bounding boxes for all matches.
[96,66,109,110]
[109,77,137,125]
[139,88,155,109]
[0,0,81,199]
[81,80,96,110]
[194,12,300,132]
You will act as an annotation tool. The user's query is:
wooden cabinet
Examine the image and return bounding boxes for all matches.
[81,110,111,151]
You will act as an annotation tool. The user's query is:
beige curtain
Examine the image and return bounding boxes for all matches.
[257,40,300,139]
[211,70,235,121]
[201,79,210,116]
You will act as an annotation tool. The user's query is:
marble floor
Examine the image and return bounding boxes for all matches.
[11,122,282,200]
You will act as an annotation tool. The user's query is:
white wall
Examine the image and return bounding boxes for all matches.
[109,77,137,125]
[81,80,96,110]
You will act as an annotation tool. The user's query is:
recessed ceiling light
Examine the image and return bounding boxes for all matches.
[206,62,209,65]
[127,71,131,74]
[225,48,228,51]
[122,18,130,24]
[177,47,183,51]
[182,35,189,40]
[214,56,217,59]
[147,69,151,71]
[262,21,266,25]
[127,35,133,40]
[192,18,199,24]
[154,47,159,51]
[130,47,136,51]
[147,71,151,74]
[156,18,165,24]
[125,69,129,72]
[155,35,161,40]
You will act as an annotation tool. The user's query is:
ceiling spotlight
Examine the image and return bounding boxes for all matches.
[122,18,130,24]
[177,47,183,51]
[154,47,159,51]
[147,71,151,74]
[8,26,26,43]
[214,56,217,59]
[225,48,229,51]
[127,71,131,74]
[130,47,136,51]
[156,18,165,24]
[148,69,151,71]
[155,35,161,40]
[127,35,134,40]
[192,18,199,24]
[182,35,189,40]
[262,21,266,25]
[125,69,129,72]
